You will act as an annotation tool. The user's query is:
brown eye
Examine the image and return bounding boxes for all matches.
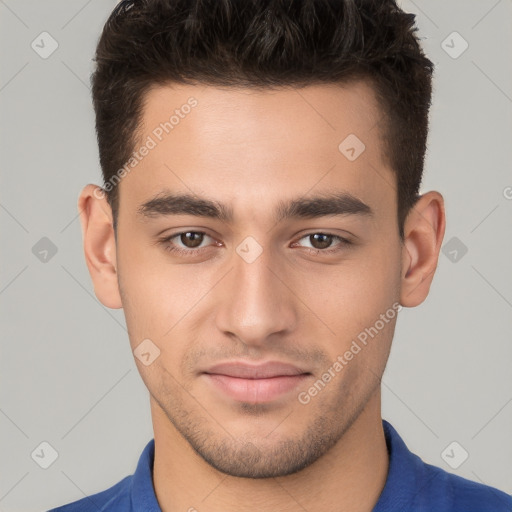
[179,231,204,248]
[293,232,352,255]
[308,233,334,250]
[158,231,215,257]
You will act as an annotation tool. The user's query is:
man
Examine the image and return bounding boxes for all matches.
[50,0,512,510]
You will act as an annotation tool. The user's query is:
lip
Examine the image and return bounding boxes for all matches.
[202,360,311,403]
[205,360,308,379]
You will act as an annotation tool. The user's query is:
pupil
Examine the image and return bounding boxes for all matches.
[312,233,331,249]
[182,232,202,248]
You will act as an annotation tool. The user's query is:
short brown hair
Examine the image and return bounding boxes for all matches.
[92,0,434,239]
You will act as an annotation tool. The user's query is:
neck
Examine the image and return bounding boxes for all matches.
[151,391,389,512]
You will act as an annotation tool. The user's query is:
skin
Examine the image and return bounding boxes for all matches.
[78,80,445,512]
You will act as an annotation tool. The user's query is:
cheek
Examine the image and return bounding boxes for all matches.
[296,242,401,360]
[119,239,203,317]
[301,252,400,323]
[117,245,216,368]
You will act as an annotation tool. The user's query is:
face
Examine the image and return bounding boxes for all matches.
[90,81,416,478]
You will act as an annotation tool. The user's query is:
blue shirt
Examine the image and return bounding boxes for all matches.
[49,420,512,511]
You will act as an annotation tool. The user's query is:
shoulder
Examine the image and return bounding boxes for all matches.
[48,438,157,511]
[379,420,512,512]
[415,461,512,512]
[47,475,132,511]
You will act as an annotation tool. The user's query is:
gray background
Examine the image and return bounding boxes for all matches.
[1,0,511,510]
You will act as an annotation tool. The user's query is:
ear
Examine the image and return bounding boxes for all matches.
[78,184,122,309]
[400,191,446,308]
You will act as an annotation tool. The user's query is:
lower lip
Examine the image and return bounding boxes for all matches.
[203,373,310,403]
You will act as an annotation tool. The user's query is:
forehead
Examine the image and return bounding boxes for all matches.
[119,81,394,225]
[140,80,383,151]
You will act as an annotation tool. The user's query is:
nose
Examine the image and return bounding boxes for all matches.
[214,243,298,347]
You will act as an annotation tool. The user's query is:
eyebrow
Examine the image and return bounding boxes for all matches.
[137,191,373,223]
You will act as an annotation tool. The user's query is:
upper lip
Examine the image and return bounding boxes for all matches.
[203,361,310,379]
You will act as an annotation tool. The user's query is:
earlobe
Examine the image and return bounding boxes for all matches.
[400,191,446,308]
[78,184,123,309]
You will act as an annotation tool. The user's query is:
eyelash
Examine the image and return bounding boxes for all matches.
[157,231,352,258]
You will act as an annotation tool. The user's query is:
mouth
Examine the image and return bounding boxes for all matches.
[201,360,312,403]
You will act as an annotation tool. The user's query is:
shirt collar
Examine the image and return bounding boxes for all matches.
[130,437,161,510]
[373,419,425,510]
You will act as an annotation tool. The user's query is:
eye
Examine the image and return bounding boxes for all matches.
[292,232,352,255]
[158,231,217,257]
